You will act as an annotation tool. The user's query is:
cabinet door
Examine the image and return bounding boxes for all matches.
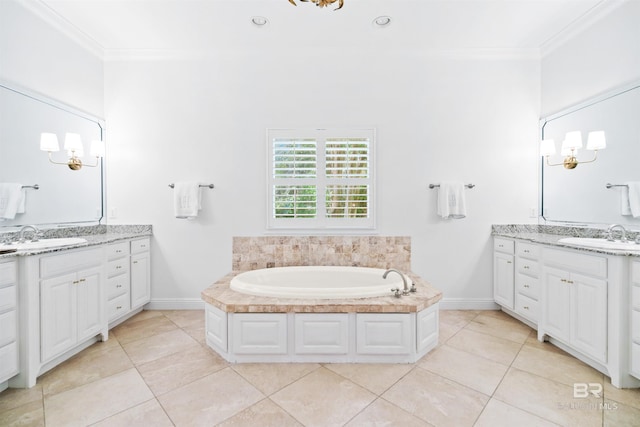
[542,267,571,342]
[76,266,103,342]
[41,273,76,362]
[130,252,150,309]
[494,252,514,309]
[571,273,607,363]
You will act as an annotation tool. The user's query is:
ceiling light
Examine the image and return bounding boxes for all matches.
[288,0,344,10]
[373,16,392,27]
[251,16,268,26]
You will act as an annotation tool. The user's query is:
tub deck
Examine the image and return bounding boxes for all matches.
[201,271,442,314]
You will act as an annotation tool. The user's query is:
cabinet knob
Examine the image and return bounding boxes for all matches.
[116,306,122,310]
[141,245,146,248]
[72,280,79,284]
[116,284,122,288]
[507,261,512,264]
[524,306,529,310]
[524,250,530,253]
[524,284,529,288]
[524,265,529,269]
[133,261,138,264]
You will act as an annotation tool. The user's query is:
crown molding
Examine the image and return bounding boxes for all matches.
[540,0,627,58]
[19,0,104,59]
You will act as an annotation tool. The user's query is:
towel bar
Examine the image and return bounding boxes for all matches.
[606,183,628,189]
[21,184,39,190]
[168,183,214,189]
[429,183,475,189]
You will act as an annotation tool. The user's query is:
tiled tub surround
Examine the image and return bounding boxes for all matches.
[492,224,640,389]
[202,236,442,364]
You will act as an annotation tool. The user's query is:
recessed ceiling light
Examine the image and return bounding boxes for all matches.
[251,16,268,27]
[373,16,391,27]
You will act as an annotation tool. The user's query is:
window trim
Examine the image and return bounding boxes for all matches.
[266,127,376,231]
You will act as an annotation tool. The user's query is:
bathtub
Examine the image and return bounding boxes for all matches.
[230,266,410,299]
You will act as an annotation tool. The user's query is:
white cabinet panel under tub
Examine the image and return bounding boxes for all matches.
[204,303,439,364]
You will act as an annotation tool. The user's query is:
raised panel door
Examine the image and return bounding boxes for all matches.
[40,273,76,362]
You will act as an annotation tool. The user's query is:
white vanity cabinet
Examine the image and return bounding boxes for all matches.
[130,238,151,310]
[493,238,515,310]
[106,241,131,323]
[631,260,640,379]
[514,242,540,323]
[40,248,105,363]
[0,259,18,389]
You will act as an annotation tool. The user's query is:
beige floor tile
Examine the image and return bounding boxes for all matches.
[271,367,376,427]
[438,321,461,345]
[39,341,133,396]
[44,368,153,427]
[111,315,178,345]
[478,309,519,322]
[162,309,205,328]
[324,363,413,395]
[466,313,533,344]
[158,367,264,426]
[494,367,603,427]
[524,332,572,357]
[382,368,488,427]
[217,398,303,427]
[604,377,640,410]
[137,344,228,396]
[446,328,522,365]
[512,345,603,388]
[0,384,43,413]
[232,363,320,396]
[603,399,640,427]
[91,399,173,427]
[475,399,560,427]
[121,309,164,324]
[0,400,44,427]
[418,344,508,396]
[183,324,206,344]
[121,328,199,365]
[345,398,433,426]
[439,310,478,329]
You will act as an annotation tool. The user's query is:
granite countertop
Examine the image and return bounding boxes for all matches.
[201,271,443,314]
[0,225,152,259]
[492,224,640,257]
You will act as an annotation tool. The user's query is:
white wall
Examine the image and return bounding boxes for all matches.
[541,1,640,116]
[0,0,103,117]
[105,50,540,307]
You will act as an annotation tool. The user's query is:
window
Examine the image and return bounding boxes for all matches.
[267,128,375,230]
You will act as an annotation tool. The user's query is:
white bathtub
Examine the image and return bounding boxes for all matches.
[230,266,410,299]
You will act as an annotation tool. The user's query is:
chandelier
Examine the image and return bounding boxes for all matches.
[288,0,344,10]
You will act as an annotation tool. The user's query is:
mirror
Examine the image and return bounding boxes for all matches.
[541,82,640,227]
[0,83,104,227]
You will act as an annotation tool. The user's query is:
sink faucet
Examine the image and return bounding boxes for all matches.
[606,224,628,242]
[18,225,41,242]
[383,268,415,296]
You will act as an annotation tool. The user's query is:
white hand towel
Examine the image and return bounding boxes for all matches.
[437,181,467,219]
[173,181,202,219]
[623,182,640,218]
[0,183,24,220]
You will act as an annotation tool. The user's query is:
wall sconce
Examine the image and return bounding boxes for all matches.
[540,130,606,169]
[40,132,105,170]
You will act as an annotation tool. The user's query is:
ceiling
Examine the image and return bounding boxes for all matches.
[31,0,617,56]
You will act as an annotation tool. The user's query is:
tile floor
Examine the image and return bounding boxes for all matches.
[1,309,639,426]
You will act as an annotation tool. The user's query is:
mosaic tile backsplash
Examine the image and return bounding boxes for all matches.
[232,236,411,272]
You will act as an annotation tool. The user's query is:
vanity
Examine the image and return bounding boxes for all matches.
[493,225,640,389]
[0,226,152,390]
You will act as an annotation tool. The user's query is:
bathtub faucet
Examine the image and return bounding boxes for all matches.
[383,268,415,296]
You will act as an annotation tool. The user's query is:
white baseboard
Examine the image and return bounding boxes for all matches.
[145,298,205,310]
[439,298,500,311]
[145,297,498,311]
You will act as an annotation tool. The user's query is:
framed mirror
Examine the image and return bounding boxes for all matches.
[541,82,640,227]
[0,83,104,227]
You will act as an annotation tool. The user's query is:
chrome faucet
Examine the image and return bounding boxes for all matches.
[18,225,41,242]
[606,224,628,242]
[383,268,415,296]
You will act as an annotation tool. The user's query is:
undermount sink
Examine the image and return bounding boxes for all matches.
[0,237,88,252]
[558,237,640,251]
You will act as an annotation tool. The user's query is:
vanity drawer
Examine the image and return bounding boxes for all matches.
[107,274,130,300]
[131,238,150,254]
[107,242,129,260]
[0,285,16,313]
[0,310,17,347]
[517,258,539,278]
[516,242,540,259]
[632,310,640,343]
[0,341,18,381]
[632,342,640,378]
[107,258,129,278]
[494,238,514,255]
[40,247,103,279]
[0,261,16,287]
[516,274,539,300]
[515,293,538,322]
[632,261,640,285]
[632,285,640,311]
[543,248,607,278]
[108,293,130,321]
